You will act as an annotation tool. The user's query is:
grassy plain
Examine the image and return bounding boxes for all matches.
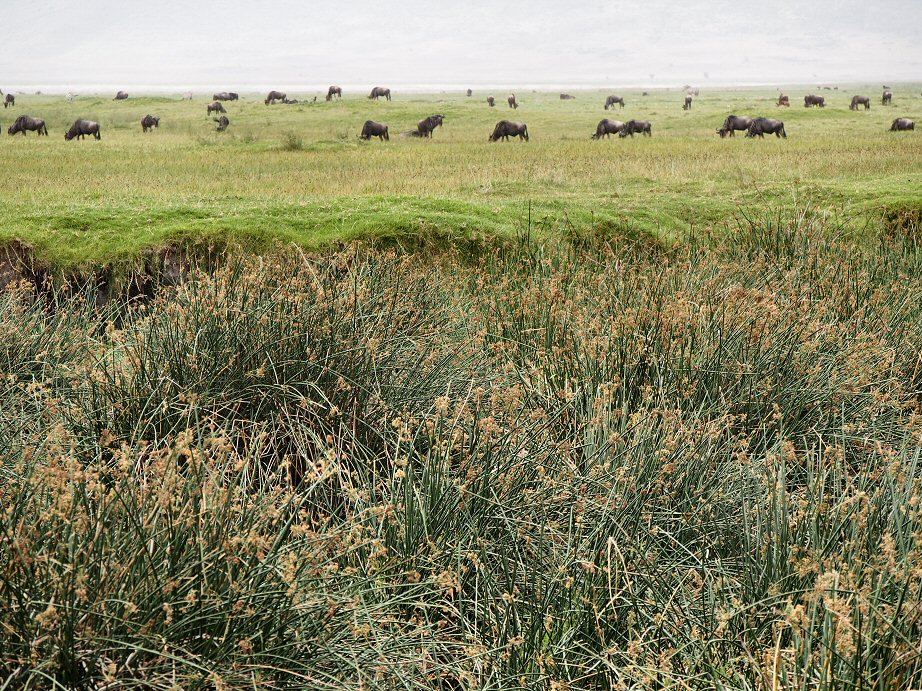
[0,85,920,265]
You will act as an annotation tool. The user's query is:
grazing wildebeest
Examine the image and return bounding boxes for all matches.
[804,95,825,108]
[141,114,160,132]
[489,120,528,142]
[746,117,786,138]
[215,116,230,132]
[487,96,495,107]
[890,118,914,131]
[265,90,286,105]
[466,89,473,97]
[683,95,693,110]
[213,92,239,101]
[777,94,790,107]
[114,91,128,100]
[716,115,753,138]
[8,115,48,136]
[416,114,445,138]
[849,95,870,111]
[560,93,575,100]
[64,119,101,140]
[360,120,389,140]
[207,101,226,115]
[619,120,652,137]
[592,119,625,139]
[326,86,342,101]
[3,94,13,108]
[507,94,518,109]
[882,89,893,105]
[604,95,625,110]
[368,87,391,101]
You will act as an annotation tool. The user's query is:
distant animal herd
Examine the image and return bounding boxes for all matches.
[1,86,916,144]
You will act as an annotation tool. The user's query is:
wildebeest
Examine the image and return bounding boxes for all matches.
[213,92,239,101]
[489,120,528,142]
[215,116,230,132]
[265,90,286,105]
[507,94,518,109]
[890,118,914,131]
[804,94,825,108]
[592,119,625,139]
[746,117,786,138]
[619,120,652,137]
[64,119,101,140]
[466,89,473,97]
[3,94,13,108]
[604,95,625,110]
[560,93,575,100]
[777,94,790,107]
[141,114,160,132]
[114,91,128,100]
[849,95,870,111]
[487,96,495,107]
[360,120,389,140]
[368,87,391,101]
[882,89,893,105]
[8,115,48,136]
[716,115,753,138]
[683,95,693,110]
[207,101,226,115]
[417,114,445,138]
[326,86,342,101]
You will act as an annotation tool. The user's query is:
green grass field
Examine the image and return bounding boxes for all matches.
[1,85,920,265]
[3,84,922,689]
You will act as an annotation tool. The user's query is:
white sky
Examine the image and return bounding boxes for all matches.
[3,0,921,90]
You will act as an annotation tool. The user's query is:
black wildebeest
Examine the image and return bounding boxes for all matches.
[64,119,101,140]
[8,115,48,136]
[265,90,286,105]
[141,115,160,132]
[215,116,230,132]
[804,94,825,108]
[604,95,625,110]
[592,119,625,139]
[560,93,575,100]
[207,101,226,115]
[882,89,893,105]
[326,86,342,101]
[360,120,389,140]
[3,94,13,108]
[683,95,693,110]
[619,120,652,137]
[890,118,914,131]
[416,114,445,138]
[489,120,528,142]
[849,95,870,111]
[507,94,518,109]
[368,87,391,101]
[487,96,495,107]
[777,94,790,107]
[716,114,753,138]
[746,117,786,138]
[114,91,128,100]
[213,92,239,101]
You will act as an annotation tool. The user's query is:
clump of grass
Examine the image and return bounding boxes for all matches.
[2,219,922,688]
[280,130,303,151]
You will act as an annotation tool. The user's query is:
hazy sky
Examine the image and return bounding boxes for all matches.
[3,0,921,90]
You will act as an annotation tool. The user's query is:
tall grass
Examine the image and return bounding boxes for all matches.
[2,216,922,688]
